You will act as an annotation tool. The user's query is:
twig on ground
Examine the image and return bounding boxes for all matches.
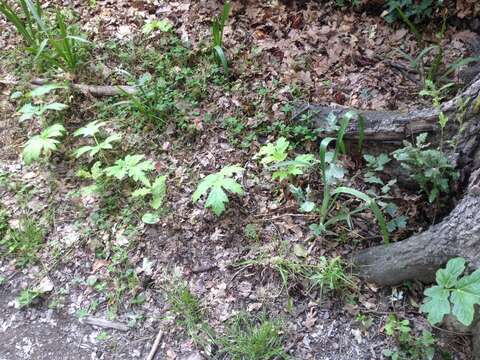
[146,328,163,360]
[81,316,129,331]
[191,264,218,274]
[0,78,137,97]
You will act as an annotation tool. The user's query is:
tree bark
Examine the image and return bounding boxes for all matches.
[305,74,480,358]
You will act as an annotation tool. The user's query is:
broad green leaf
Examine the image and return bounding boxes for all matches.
[205,186,228,216]
[142,212,160,224]
[18,103,39,121]
[256,137,289,165]
[42,102,68,112]
[22,124,66,164]
[29,84,66,97]
[220,177,243,195]
[420,285,451,324]
[436,257,465,288]
[192,165,244,215]
[151,175,166,209]
[131,187,151,198]
[450,269,480,326]
[73,120,107,137]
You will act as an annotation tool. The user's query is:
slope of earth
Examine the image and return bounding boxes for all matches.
[0,0,477,359]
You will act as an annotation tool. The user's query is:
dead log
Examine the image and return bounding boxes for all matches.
[307,75,480,357]
[30,78,137,96]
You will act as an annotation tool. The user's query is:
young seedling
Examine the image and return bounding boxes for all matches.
[193,165,244,216]
[73,120,122,159]
[421,257,480,326]
[22,123,67,164]
[211,1,231,72]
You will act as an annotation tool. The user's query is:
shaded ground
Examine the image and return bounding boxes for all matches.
[0,0,478,359]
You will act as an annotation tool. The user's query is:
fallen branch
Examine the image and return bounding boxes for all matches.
[146,329,163,360]
[0,78,136,97]
[81,316,129,331]
[30,78,137,96]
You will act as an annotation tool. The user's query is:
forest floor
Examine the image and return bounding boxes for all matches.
[0,0,478,359]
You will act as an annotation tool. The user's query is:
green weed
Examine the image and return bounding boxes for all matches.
[211,1,231,73]
[392,133,458,203]
[218,313,288,360]
[0,218,45,267]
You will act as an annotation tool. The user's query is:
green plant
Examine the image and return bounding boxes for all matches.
[256,137,315,181]
[116,73,179,128]
[0,218,45,267]
[383,314,436,360]
[17,84,68,122]
[0,0,43,52]
[142,19,173,34]
[311,112,389,243]
[16,288,42,308]
[243,223,259,242]
[392,133,458,203]
[73,120,122,159]
[45,11,90,72]
[22,123,66,164]
[308,256,355,297]
[421,257,480,326]
[384,0,444,24]
[419,80,454,148]
[289,185,315,213]
[192,165,244,216]
[131,175,167,224]
[363,153,391,185]
[104,154,155,187]
[211,0,231,72]
[0,208,9,241]
[166,281,204,332]
[218,313,288,360]
[0,2,89,72]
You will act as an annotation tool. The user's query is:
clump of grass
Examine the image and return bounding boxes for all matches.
[308,256,355,297]
[167,281,204,330]
[218,313,288,360]
[0,218,45,267]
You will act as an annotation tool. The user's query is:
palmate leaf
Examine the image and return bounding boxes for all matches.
[422,258,480,327]
[73,133,121,158]
[104,154,154,186]
[22,123,66,164]
[451,269,480,326]
[256,137,289,165]
[193,165,244,216]
[73,120,107,137]
[420,285,451,325]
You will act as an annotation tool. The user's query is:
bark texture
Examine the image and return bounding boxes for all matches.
[306,75,480,358]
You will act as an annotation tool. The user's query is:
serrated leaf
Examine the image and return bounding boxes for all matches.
[450,269,480,326]
[436,257,465,288]
[131,187,151,198]
[256,137,289,164]
[151,175,166,209]
[205,186,228,216]
[73,120,107,137]
[22,124,66,164]
[420,285,451,324]
[193,165,244,215]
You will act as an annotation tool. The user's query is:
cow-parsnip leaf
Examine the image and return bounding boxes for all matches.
[73,120,107,137]
[255,137,289,165]
[104,154,155,187]
[22,124,66,164]
[192,165,244,216]
[73,133,121,158]
[421,258,480,326]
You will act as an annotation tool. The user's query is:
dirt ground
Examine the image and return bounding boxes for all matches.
[0,0,478,359]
